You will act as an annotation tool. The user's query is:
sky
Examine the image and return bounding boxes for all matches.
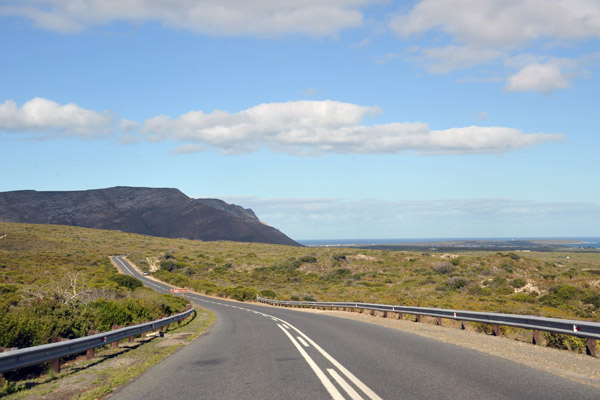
[1,0,599,240]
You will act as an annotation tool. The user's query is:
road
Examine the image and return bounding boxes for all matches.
[111,256,599,400]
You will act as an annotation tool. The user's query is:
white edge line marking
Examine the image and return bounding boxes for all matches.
[277,325,344,400]
[286,322,383,400]
[328,369,364,400]
[297,336,309,347]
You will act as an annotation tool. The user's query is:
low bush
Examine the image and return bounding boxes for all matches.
[511,293,537,303]
[510,278,527,288]
[258,289,276,299]
[432,262,454,275]
[109,274,143,290]
[543,332,586,353]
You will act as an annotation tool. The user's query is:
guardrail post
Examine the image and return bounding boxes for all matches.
[493,324,500,336]
[460,321,466,330]
[87,330,98,359]
[50,358,60,373]
[111,325,120,348]
[436,317,442,326]
[586,338,597,357]
[398,312,403,320]
[532,330,541,345]
[49,337,62,373]
[383,311,388,318]
[370,309,376,316]
[415,314,421,323]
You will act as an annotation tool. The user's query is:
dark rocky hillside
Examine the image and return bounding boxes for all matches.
[0,187,300,246]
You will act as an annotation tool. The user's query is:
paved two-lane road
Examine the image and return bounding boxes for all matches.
[111,256,599,400]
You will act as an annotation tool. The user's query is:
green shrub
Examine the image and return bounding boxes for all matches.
[259,289,277,299]
[511,293,537,303]
[543,332,586,352]
[323,268,352,281]
[225,286,257,302]
[553,285,579,300]
[510,278,527,288]
[468,286,493,296]
[446,277,468,290]
[0,309,44,347]
[300,255,317,263]
[270,258,301,273]
[582,290,600,308]
[432,262,454,274]
[109,274,143,290]
[160,258,178,271]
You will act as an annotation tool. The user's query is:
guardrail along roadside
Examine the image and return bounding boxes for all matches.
[0,306,195,383]
[258,297,600,357]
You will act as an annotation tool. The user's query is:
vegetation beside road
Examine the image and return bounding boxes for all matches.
[1,306,213,399]
[0,222,188,352]
[2,222,599,357]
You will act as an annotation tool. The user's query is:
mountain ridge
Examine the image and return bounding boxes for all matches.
[0,186,300,246]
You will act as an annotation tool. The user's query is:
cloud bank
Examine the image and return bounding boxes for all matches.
[0,98,565,155]
[140,100,564,155]
[223,196,600,239]
[0,0,367,37]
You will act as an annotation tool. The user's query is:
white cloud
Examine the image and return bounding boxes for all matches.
[390,0,600,48]
[505,63,572,94]
[0,98,565,155]
[222,196,600,239]
[1,0,368,37]
[390,0,600,88]
[140,100,564,155]
[0,97,113,138]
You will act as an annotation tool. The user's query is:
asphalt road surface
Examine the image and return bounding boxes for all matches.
[111,256,599,400]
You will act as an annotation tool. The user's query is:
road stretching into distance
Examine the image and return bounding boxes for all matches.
[111,256,599,400]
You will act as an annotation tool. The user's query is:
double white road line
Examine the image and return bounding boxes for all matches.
[277,319,382,400]
[200,298,383,400]
[115,256,382,400]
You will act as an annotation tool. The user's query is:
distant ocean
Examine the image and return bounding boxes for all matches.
[298,237,600,249]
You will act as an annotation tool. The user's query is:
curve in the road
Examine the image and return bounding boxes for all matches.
[111,256,600,400]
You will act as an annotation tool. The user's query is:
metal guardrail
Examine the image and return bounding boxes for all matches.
[0,307,195,374]
[257,297,600,355]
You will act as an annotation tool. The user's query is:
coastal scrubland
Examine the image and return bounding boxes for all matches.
[2,222,599,348]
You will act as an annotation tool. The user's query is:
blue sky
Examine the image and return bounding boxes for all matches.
[1,0,599,240]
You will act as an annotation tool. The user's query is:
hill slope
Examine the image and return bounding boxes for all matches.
[0,187,299,246]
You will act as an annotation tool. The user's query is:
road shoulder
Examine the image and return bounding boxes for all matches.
[288,307,600,389]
